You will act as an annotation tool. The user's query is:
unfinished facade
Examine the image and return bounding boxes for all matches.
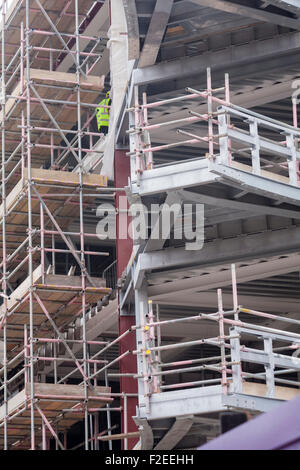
[1,0,300,451]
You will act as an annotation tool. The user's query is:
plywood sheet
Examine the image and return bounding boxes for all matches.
[232,161,290,184]
[0,382,111,449]
[242,381,300,400]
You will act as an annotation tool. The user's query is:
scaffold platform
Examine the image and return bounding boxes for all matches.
[1,69,104,171]
[0,382,112,449]
[0,265,111,358]
[0,167,108,282]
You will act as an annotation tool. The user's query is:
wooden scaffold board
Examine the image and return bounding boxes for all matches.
[0,382,112,449]
[0,264,111,356]
[1,0,97,67]
[0,167,108,283]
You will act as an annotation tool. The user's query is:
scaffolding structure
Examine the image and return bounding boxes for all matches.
[0,0,139,451]
[1,0,300,452]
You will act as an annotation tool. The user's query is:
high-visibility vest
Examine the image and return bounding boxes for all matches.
[96,95,111,130]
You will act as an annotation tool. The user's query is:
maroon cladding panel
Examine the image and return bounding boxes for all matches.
[114,149,138,449]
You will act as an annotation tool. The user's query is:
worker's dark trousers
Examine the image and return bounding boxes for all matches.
[99,126,109,135]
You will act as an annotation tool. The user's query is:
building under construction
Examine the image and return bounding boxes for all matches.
[0,0,300,451]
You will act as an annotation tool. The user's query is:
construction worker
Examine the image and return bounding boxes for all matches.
[96,90,111,135]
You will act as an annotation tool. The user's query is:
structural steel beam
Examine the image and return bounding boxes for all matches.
[138,0,174,68]
[131,159,220,196]
[144,191,182,252]
[179,190,300,220]
[154,416,194,450]
[138,385,225,420]
[203,209,256,226]
[261,1,300,15]
[222,393,283,414]
[133,31,300,85]
[137,418,154,450]
[156,291,300,313]
[123,0,140,60]
[163,17,260,46]
[148,253,300,300]
[190,0,300,30]
[209,161,300,206]
[134,225,300,288]
[138,384,283,420]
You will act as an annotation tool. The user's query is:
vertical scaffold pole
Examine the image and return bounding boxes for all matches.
[217,289,227,395]
[104,368,112,450]
[231,264,239,321]
[40,203,45,283]
[21,110,25,178]
[155,304,162,390]
[142,92,153,170]
[42,420,47,450]
[207,68,214,159]
[25,0,35,450]
[134,86,142,185]
[74,0,89,450]
[1,0,8,451]
[292,96,300,184]
[20,22,24,94]
[124,393,128,450]
[147,300,158,393]
[225,73,232,165]
[292,97,298,128]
